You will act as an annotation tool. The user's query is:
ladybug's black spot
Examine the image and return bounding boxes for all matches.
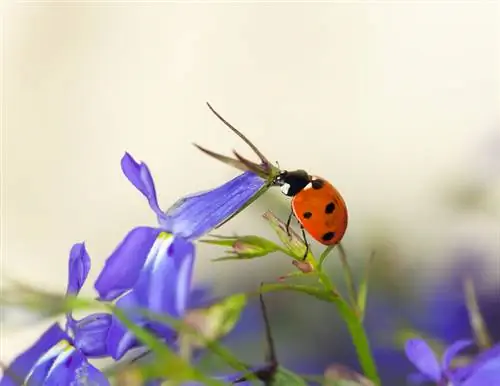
[303,211,312,219]
[311,179,324,190]
[322,231,336,242]
[325,202,335,214]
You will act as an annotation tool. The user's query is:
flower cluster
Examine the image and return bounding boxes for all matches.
[0,152,265,385]
[1,148,500,386]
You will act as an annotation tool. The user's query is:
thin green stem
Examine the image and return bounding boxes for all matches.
[311,248,380,386]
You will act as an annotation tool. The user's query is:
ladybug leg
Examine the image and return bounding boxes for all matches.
[300,226,310,260]
[285,210,293,238]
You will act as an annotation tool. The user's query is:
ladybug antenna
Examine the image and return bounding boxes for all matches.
[206,102,271,166]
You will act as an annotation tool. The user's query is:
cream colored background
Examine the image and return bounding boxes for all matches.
[1,1,499,365]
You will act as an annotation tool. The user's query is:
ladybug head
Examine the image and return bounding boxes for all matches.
[274,169,311,197]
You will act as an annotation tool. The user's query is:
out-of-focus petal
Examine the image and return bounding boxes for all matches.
[66,242,91,296]
[135,235,195,317]
[163,171,265,240]
[404,339,442,382]
[73,313,112,357]
[461,355,500,386]
[0,323,68,386]
[452,343,500,383]
[106,292,143,360]
[94,226,161,301]
[441,339,473,371]
[121,152,166,221]
[186,285,216,310]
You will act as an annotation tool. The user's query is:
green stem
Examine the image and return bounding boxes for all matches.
[310,250,381,385]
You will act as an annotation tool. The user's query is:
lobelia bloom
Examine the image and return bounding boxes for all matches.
[405,338,500,385]
[94,152,265,359]
[0,243,111,385]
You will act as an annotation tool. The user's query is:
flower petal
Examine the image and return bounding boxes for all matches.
[135,235,195,317]
[163,171,265,240]
[452,343,500,383]
[404,339,442,382]
[0,323,68,386]
[73,313,112,357]
[121,152,166,221]
[106,292,143,360]
[441,339,474,371]
[461,355,500,386]
[43,348,110,386]
[94,226,161,301]
[66,242,91,296]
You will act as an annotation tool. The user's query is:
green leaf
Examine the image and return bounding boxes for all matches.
[318,245,336,270]
[194,293,248,342]
[271,367,309,385]
[201,235,284,261]
[262,211,309,260]
[108,305,224,385]
[357,251,375,321]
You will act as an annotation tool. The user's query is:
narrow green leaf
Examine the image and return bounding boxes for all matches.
[357,251,375,321]
[108,305,224,385]
[338,244,358,313]
[262,211,309,260]
[271,367,309,385]
[318,245,336,270]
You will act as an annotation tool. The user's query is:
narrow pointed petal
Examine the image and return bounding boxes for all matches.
[106,292,143,360]
[441,339,474,371]
[66,243,91,296]
[134,235,195,317]
[163,171,265,240]
[404,339,442,382]
[94,226,161,301]
[73,313,112,357]
[0,324,67,386]
[121,152,166,220]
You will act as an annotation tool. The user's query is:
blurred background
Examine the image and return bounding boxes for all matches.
[1,1,499,384]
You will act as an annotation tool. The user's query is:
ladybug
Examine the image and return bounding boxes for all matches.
[195,103,348,259]
[274,170,348,258]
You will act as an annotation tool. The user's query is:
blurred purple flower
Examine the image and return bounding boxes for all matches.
[405,338,472,384]
[406,338,500,385]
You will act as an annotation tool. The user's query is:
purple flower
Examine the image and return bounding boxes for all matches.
[405,338,500,385]
[93,153,264,359]
[0,323,109,386]
[65,242,112,358]
[0,243,112,385]
[95,153,264,302]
